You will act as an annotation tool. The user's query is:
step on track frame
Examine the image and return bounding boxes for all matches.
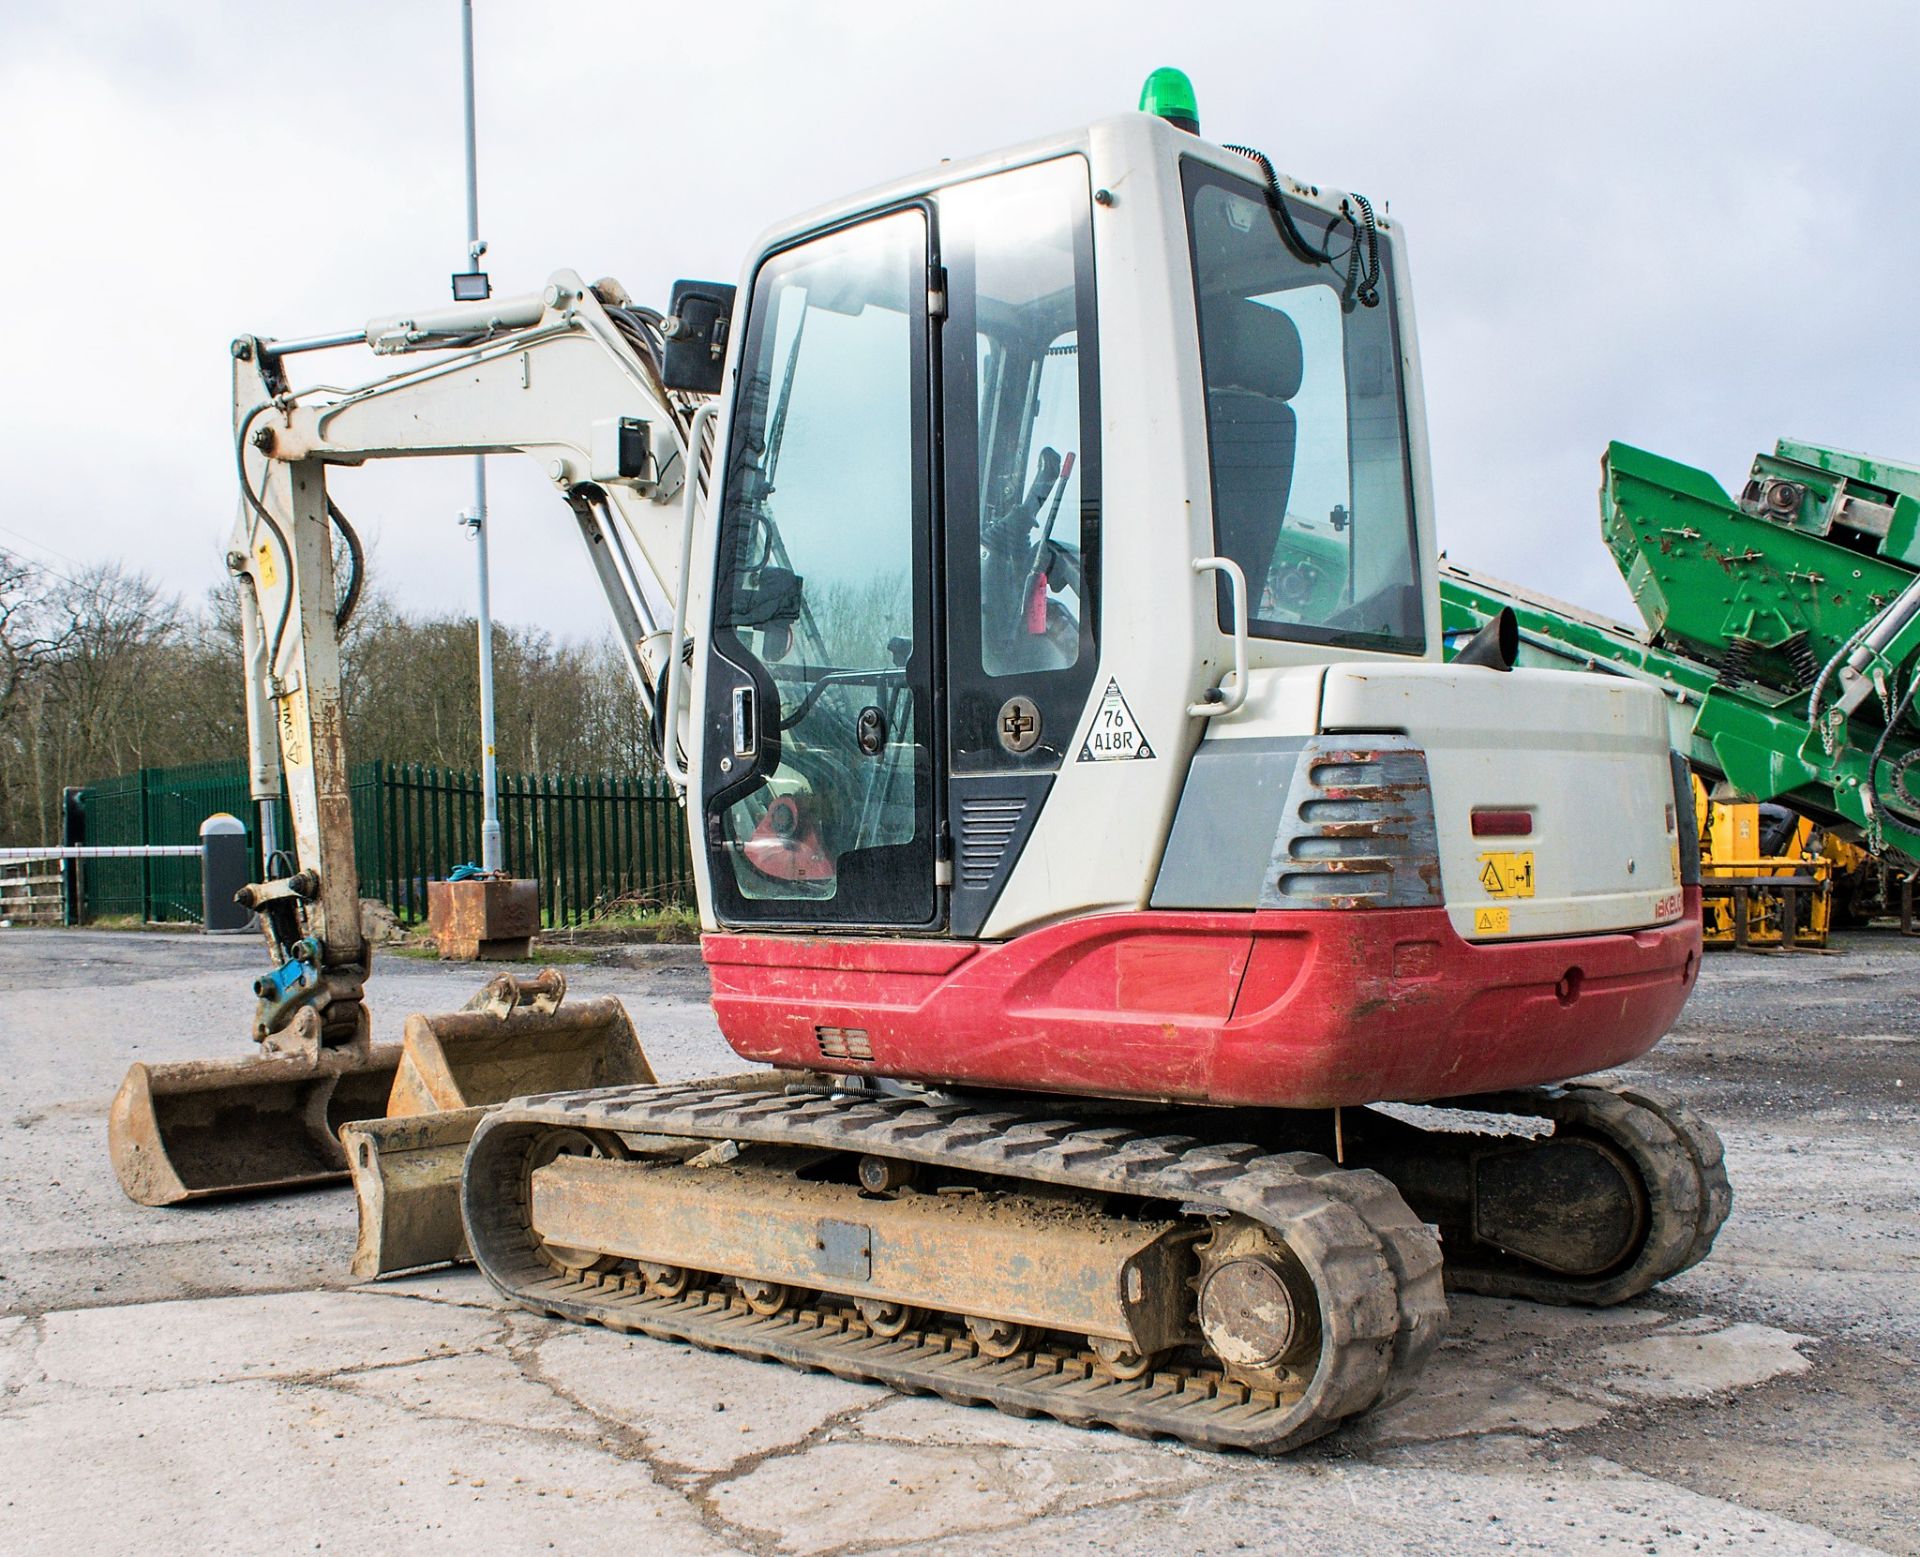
[463,1085,1448,1454]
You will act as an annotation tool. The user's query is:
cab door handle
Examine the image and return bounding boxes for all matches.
[662,401,716,793]
[732,685,758,757]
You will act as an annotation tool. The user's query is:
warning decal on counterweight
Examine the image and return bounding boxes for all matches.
[1078,679,1154,762]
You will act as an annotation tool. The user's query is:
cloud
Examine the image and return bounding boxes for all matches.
[2,0,1915,636]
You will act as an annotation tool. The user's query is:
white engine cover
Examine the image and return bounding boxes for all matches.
[1318,662,1683,939]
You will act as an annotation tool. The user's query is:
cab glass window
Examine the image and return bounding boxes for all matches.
[941,156,1101,769]
[1184,161,1423,653]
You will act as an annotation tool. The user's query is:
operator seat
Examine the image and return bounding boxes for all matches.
[1201,297,1304,611]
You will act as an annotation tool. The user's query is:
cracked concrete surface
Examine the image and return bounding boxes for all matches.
[1,928,1915,1553]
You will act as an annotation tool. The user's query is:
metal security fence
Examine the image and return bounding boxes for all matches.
[72,764,292,923]
[362,762,693,926]
[75,760,691,927]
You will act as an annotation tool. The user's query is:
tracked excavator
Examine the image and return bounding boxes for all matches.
[111,74,1727,1452]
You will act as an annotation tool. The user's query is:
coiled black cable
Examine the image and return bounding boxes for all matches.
[1222,144,1335,263]
[1222,143,1382,312]
[1341,191,1382,310]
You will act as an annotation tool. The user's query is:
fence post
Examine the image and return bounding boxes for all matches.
[137,767,152,924]
[367,758,384,910]
[401,762,417,920]
[61,785,85,925]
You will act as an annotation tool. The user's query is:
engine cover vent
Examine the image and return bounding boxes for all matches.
[1262,736,1443,910]
[946,775,1054,939]
[957,796,1028,889]
[815,1026,874,1063]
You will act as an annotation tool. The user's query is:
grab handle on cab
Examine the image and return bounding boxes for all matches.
[664,401,718,791]
[1189,555,1249,717]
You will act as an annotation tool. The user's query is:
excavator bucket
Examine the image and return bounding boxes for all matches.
[109,1021,403,1206]
[343,970,654,1277]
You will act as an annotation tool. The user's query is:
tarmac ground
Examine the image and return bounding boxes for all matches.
[1,927,1914,1555]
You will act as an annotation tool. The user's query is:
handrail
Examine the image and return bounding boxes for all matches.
[663,402,717,792]
[1189,555,1249,717]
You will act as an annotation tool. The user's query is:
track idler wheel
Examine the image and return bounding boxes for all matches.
[857,1155,916,1193]
[738,1279,796,1317]
[1195,1217,1323,1394]
[857,1299,918,1338]
[1088,1336,1160,1380]
[1374,1083,1733,1307]
[526,1128,629,1276]
[636,1262,701,1298]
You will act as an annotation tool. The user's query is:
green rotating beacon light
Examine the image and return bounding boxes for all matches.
[1139,67,1199,134]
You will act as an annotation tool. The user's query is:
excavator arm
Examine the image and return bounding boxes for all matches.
[109,270,715,1206]
[226,269,708,1038]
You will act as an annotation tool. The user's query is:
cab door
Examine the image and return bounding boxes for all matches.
[700,208,940,929]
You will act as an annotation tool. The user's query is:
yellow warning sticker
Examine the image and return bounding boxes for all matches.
[1473,906,1510,936]
[253,538,277,590]
[1477,850,1535,899]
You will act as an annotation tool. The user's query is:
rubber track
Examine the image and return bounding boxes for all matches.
[464,1085,1447,1453]
[1439,1082,1732,1307]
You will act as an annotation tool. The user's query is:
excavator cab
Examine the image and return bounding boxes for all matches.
[690,122,1444,952]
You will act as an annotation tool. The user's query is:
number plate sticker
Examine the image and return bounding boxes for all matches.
[1477,850,1535,899]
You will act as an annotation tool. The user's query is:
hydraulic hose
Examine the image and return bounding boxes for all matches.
[1806,606,1889,746]
[328,498,364,632]
[235,402,297,671]
[1865,672,1920,830]
[237,404,368,663]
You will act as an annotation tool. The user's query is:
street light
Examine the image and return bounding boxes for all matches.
[455,0,502,874]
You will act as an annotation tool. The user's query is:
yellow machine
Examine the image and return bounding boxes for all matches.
[1693,778,1832,949]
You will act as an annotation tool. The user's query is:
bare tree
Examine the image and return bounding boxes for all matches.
[0,545,664,847]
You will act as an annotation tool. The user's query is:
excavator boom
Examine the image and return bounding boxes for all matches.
[110,271,712,1205]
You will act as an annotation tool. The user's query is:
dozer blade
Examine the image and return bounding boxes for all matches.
[109,1028,403,1206]
[345,970,656,1278]
[342,1106,492,1278]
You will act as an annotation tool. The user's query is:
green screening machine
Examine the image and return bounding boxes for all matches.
[1442,439,1920,864]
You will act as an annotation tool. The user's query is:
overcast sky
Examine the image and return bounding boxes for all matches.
[4,0,1917,639]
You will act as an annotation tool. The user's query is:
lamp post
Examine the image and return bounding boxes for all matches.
[455,0,503,873]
